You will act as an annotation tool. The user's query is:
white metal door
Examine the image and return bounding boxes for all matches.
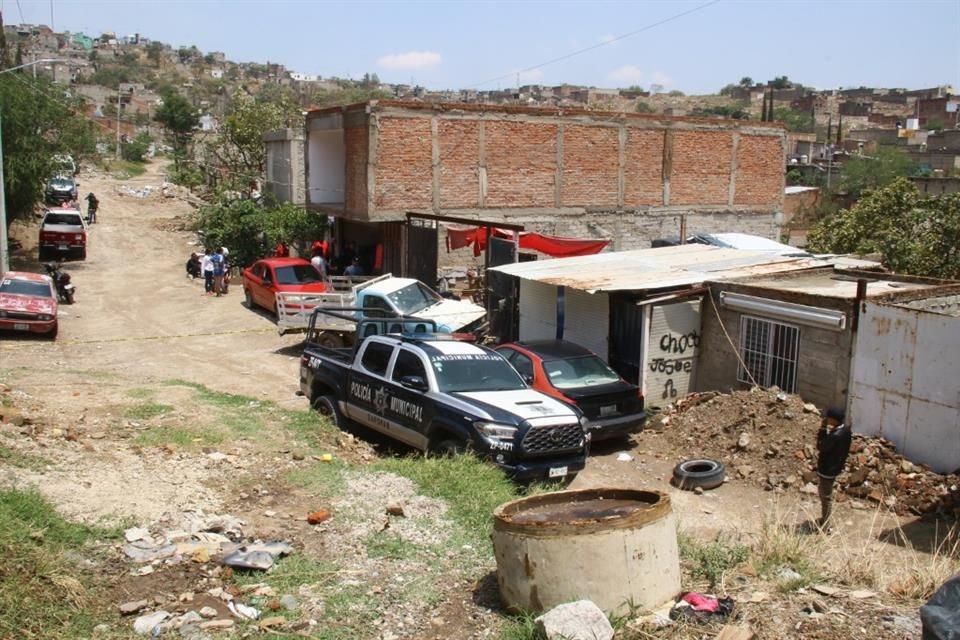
[519,280,558,341]
[564,289,610,360]
[644,300,701,407]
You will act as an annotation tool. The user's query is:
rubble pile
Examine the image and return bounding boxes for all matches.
[653,388,960,519]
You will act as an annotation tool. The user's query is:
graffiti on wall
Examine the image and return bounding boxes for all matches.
[650,330,699,399]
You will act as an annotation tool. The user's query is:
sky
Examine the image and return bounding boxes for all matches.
[8,0,960,94]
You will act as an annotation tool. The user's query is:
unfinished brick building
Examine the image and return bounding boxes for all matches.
[304,100,785,274]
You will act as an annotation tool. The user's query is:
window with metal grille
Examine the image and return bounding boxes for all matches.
[737,316,800,392]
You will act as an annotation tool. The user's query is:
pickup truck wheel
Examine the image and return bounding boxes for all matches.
[433,438,468,456]
[316,332,344,349]
[78,248,86,260]
[672,458,726,491]
[313,395,345,429]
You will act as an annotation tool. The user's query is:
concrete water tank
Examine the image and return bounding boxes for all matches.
[492,488,680,615]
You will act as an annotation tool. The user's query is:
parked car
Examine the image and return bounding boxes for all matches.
[495,340,645,441]
[45,175,79,206]
[0,271,58,338]
[242,257,328,315]
[300,317,587,480]
[39,208,87,260]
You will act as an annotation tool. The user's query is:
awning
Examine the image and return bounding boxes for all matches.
[443,224,609,258]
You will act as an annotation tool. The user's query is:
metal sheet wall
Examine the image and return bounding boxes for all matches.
[519,279,558,341]
[849,301,960,473]
[563,288,610,361]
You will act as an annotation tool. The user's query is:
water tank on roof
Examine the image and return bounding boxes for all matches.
[801,154,808,164]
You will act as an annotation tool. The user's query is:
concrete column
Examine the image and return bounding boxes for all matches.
[728,131,740,206]
[555,124,564,207]
[431,117,440,212]
[478,120,487,207]
[662,129,673,206]
[367,114,379,216]
[618,125,627,208]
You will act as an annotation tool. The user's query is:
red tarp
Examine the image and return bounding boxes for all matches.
[444,225,609,258]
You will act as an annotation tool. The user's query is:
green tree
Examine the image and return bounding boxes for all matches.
[194,199,327,268]
[769,75,792,89]
[739,76,753,87]
[0,75,97,224]
[154,90,199,172]
[771,107,814,132]
[146,41,163,67]
[668,89,685,97]
[121,132,152,163]
[198,91,303,193]
[808,178,960,278]
[635,101,654,113]
[839,147,915,198]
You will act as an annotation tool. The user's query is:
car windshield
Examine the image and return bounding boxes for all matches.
[274,264,323,285]
[49,178,74,189]
[0,278,52,298]
[429,352,526,393]
[386,282,442,315]
[543,355,621,390]
[44,213,83,225]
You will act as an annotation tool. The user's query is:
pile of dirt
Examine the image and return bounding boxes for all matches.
[652,388,960,519]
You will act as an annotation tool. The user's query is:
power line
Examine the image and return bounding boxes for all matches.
[468,0,722,89]
[14,0,23,25]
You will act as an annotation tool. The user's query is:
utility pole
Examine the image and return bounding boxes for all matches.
[115,87,121,159]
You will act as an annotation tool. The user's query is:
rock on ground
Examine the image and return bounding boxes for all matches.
[536,600,614,640]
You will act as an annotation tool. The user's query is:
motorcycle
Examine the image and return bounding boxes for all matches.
[43,262,76,304]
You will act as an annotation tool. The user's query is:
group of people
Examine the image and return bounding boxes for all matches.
[186,247,230,297]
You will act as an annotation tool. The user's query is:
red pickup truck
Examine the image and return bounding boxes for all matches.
[39,208,87,260]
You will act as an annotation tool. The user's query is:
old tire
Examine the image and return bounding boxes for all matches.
[313,395,345,429]
[672,458,726,491]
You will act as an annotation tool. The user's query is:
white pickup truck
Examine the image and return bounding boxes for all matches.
[276,274,487,345]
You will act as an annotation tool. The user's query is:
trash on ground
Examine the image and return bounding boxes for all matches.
[669,592,735,623]
[221,541,293,570]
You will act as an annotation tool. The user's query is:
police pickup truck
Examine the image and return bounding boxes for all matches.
[299,314,588,480]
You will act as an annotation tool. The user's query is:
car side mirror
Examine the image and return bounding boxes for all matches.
[400,376,428,392]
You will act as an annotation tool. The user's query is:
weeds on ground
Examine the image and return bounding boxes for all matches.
[365,531,420,560]
[0,488,117,639]
[134,426,224,448]
[374,454,520,548]
[750,514,820,590]
[124,401,174,421]
[0,445,50,470]
[497,614,543,640]
[108,159,147,179]
[679,530,749,590]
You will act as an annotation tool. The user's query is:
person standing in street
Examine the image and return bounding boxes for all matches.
[211,247,226,297]
[344,256,363,277]
[816,407,851,531]
[310,246,328,280]
[201,248,214,295]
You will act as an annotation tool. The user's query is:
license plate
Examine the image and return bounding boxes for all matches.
[13,323,29,331]
[548,466,568,478]
[600,404,617,417]
[58,244,67,250]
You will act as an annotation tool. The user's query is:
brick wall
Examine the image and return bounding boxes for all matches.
[373,116,432,210]
[485,120,558,207]
[695,283,853,410]
[561,125,619,206]
[344,125,368,214]
[670,130,733,205]
[438,119,480,209]
[735,135,784,206]
[624,129,665,205]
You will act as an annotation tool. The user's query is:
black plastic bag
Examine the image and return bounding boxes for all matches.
[922,573,960,640]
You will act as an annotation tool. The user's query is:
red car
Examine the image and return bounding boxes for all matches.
[242,258,327,316]
[495,340,645,441]
[0,271,58,339]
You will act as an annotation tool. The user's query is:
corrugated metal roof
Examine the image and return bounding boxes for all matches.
[489,244,830,293]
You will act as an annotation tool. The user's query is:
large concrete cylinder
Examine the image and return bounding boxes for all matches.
[492,488,680,615]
